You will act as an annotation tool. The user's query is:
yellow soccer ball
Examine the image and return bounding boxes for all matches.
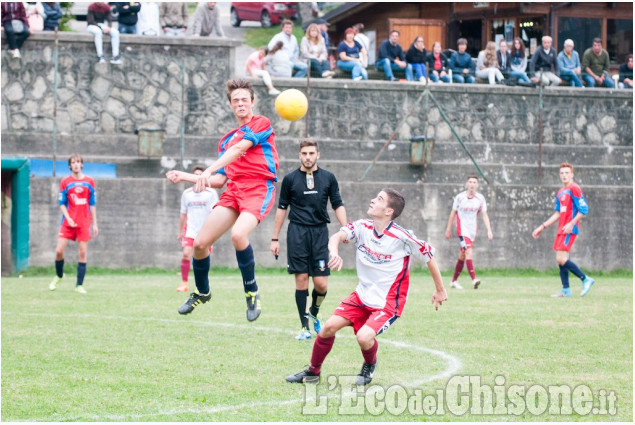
[275,89,308,121]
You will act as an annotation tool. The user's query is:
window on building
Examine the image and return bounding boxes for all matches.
[490,19,515,45]
[519,17,544,56]
[557,17,601,54]
[607,19,633,63]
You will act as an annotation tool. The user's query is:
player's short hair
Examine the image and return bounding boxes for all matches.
[281,19,293,28]
[226,79,254,102]
[382,188,405,220]
[68,153,83,166]
[466,175,478,181]
[299,139,319,151]
[192,164,206,173]
[560,162,574,173]
[593,37,602,45]
[390,29,400,36]
[457,38,467,47]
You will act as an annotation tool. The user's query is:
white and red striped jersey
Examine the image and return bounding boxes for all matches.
[180,187,219,239]
[341,219,435,313]
[452,191,487,241]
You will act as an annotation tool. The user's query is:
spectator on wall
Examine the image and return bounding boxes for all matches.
[376,30,414,82]
[509,37,530,83]
[1,2,30,58]
[42,2,63,31]
[557,39,583,87]
[115,2,141,35]
[136,1,160,36]
[352,22,369,67]
[426,41,450,83]
[406,35,428,83]
[160,1,188,36]
[336,27,368,80]
[268,19,306,78]
[618,54,633,89]
[86,2,121,64]
[301,23,334,78]
[581,37,614,88]
[496,39,511,79]
[266,40,293,78]
[190,2,224,38]
[529,35,561,86]
[449,38,475,84]
[246,46,281,95]
[24,2,44,31]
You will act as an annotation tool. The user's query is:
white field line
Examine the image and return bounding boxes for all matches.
[2,311,462,421]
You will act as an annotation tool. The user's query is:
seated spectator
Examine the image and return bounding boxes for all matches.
[246,46,280,95]
[266,40,292,78]
[1,2,30,58]
[315,18,330,50]
[336,27,368,80]
[115,2,141,35]
[24,2,44,32]
[581,38,614,88]
[426,41,450,83]
[557,39,583,87]
[509,37,530,83]
[376,30,414,81]
[619,54,633,88]
[86,2,121,64]
[449,38,474,84]
[42,2,63,31]
[136,1,160,36]
[267,19,306,78]
[160,2,188,36]
[406,36,428,82]
[301,23,334,78]
[476,41,505,84]
[352,22,369,67]
[529,35,561,86]
[497,39,511,79]
[190,2,224,38]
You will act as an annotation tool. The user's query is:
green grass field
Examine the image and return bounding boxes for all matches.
[1,268,632,421]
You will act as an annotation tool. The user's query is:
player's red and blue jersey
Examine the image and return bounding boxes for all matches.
[554,182,588,235]
[217,115,278,182]
[58,175,96,227]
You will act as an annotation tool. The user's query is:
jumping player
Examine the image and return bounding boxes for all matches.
[270,139,347,340]
[176,164,219,292]
[286,189,447,385]
[532,162,594,297]
[49,154,98,294]
[444,175,493,289]
[166,79,278,321]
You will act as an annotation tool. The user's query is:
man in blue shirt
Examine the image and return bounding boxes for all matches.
[557,39,583,87]
[376,30,414,81]
[449,38,475,83]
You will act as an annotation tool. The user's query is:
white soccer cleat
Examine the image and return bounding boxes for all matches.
[450,281,463,289]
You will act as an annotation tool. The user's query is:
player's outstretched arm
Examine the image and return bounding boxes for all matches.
[166,170,198,185]
[532,211,560,239]
[427,257,447,311]
[327,230,348,271]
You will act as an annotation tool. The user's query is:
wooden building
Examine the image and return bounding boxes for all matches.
[322,2,633,65]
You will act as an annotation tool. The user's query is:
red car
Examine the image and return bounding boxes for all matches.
[230,2,297,28]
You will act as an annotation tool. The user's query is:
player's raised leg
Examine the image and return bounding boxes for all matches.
[231,211,262,321]
[356,325,379,385]
[50,237,69,290]
[178,206,237,315]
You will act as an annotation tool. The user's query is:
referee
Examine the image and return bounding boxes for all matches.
[270,139,347,340]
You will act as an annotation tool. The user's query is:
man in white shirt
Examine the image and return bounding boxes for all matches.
[267,19,307,78]
[286,188,447,385]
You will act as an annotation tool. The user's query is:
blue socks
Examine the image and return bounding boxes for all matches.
[55,259,64,278]
[563,260,586,280]
[192,256,211,295]
[236,244,257,293]
[76,262,86,286]
[559,265,570,288]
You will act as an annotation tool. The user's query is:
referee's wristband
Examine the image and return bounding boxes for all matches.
[271,238,279,241]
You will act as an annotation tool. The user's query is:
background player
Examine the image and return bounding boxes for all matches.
[444,175,493,289]
[49,154,98,294]
[286,188,447,385]
[270,139,347,340]
[176,164,219,292]
[166,79,278,321]
[532,162,594,297]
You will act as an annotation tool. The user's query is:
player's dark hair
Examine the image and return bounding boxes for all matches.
[390,29,400,36]
[593,37,602,45]
[466,175,478,181]
[68,153,83,167]
[299,139,319,151]
[382,188,405,220]
[560,162,574,173]
[226,79,254,102]
[192,164,206,173]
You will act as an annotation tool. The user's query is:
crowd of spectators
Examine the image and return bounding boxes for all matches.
[1,2,631,89]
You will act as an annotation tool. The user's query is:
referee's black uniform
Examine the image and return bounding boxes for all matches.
[278,167,344,276]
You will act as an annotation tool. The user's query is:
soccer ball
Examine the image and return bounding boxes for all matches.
[274,89,308,121]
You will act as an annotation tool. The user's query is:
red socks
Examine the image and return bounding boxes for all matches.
[452,259,464,281]
[309,335,335,375]
[466,259,476,280]
[362,339,378,365]
[181,258,190,282]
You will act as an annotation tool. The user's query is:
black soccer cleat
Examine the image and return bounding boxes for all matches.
[356,361,377,385]
[178,291,211,315]
[286,369,320,384]
[245,291,261,321]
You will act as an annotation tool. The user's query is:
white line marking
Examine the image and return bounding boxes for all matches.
[2,311,461,421]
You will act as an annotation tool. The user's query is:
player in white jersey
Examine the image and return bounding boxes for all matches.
[286,188,447,385]
[444,175,493,289]
[176,165,219,292]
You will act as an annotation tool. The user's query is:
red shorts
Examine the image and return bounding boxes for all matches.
[58,223,91,242]
[333,292,399,336]
[553,233,576,252]
[458,236,473,251]
[215,179,275,222]
[182,237,212,253]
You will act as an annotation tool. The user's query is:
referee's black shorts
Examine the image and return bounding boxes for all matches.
[286,222,330,276]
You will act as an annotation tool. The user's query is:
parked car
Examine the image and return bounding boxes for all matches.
[230,2,297,28]
[71,2,118,21]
